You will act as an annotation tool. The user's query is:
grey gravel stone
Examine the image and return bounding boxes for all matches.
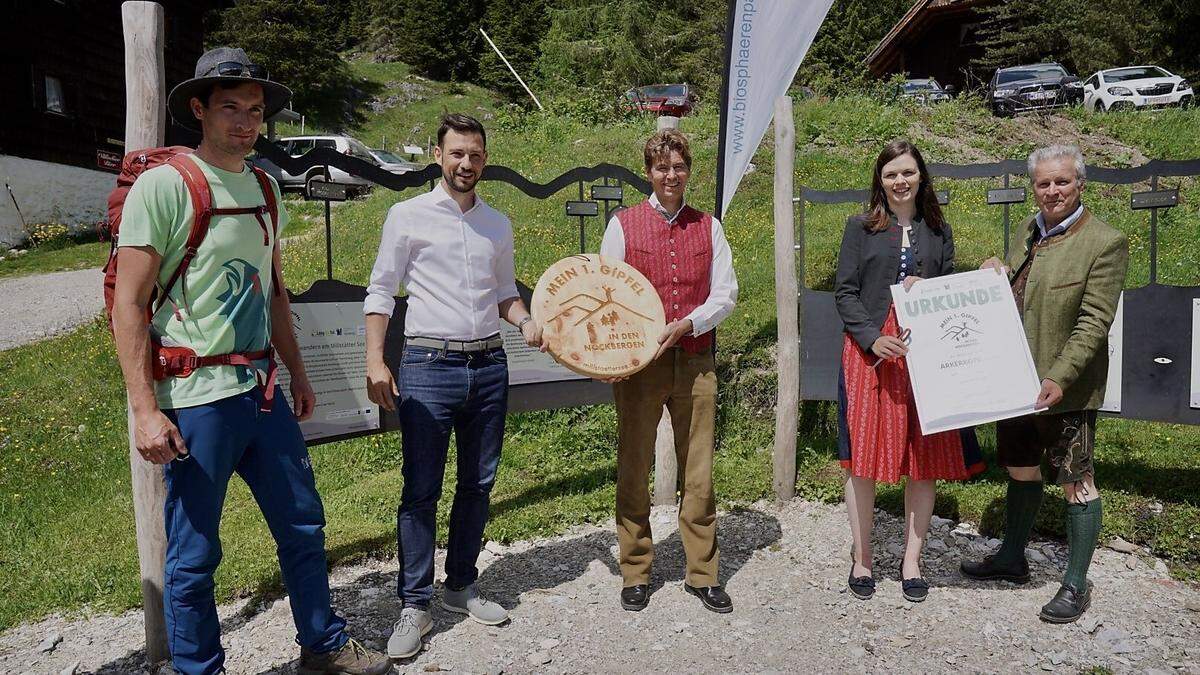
[1107,536,1140,554]
[37,632,62,653]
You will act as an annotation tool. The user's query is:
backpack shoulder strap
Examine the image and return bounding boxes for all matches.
[155,154,215,312]
[248,164,279,237]
[248,164,285,298]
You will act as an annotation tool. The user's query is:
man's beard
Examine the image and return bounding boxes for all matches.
[443,167,479,193]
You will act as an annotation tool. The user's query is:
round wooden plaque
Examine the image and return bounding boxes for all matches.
[531,254,666,378]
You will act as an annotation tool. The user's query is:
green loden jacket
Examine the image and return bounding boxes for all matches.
[1004,206,1129,414]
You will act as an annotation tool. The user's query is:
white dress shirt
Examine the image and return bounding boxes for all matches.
[364,182,519,340]
[599,193,738,337]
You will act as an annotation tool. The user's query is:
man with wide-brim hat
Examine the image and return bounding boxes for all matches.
[112,46,392,675]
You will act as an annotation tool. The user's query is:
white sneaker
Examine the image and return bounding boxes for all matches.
[441,583,509,625]
[386,606,432,659]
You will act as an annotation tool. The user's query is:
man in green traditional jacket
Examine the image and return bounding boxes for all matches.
[961,144,1128,623]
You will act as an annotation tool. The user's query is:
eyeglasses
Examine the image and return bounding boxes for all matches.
[210,61,269,80]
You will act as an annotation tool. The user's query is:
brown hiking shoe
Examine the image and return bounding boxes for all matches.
[298,637,393,675]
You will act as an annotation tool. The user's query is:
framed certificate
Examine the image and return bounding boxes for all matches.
[892,269,1042,434]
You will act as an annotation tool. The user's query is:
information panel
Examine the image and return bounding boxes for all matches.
[1192,299,1200,409]
[276,301,380,441]
[500,321,588,385]
[1100,293,1124,413]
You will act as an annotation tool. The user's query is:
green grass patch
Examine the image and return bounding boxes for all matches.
[0,238,109,279]
[3,76,1200,630]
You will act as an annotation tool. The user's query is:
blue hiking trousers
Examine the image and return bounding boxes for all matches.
[162,386,347,675]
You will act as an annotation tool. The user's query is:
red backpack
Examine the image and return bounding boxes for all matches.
[102,147,283,409]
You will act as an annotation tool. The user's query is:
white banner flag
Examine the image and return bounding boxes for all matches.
[716,0,835,218]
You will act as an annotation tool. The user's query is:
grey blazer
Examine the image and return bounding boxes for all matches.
[834,214,955,351]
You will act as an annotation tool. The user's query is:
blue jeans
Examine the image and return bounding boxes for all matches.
[162,386,347,675]
[395,344,508,607]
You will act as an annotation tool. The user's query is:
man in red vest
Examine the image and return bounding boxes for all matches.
[598,128,738,613]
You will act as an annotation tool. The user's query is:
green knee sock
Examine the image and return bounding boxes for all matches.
[994,479,1044,566]
[1063,498,1103,590]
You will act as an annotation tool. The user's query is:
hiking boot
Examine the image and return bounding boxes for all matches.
[386,605,432,660]
[441,583,509,625]
[298,637,393,675]
[1039,583,1092,623]
[960,554,1031,583]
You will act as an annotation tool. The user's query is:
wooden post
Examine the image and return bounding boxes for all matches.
[123,1,169,665]
[652,406,677,505]
[772,96,798,502]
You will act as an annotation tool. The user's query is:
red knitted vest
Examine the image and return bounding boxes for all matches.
[618,200,713,353]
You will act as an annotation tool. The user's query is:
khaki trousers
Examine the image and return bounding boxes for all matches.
[613,347,718,587]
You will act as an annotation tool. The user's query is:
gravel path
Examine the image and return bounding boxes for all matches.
[2,499,1197,674]
[0,220,318,353]
[0,268,104,351]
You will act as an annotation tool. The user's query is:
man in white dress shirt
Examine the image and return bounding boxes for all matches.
[598,129,738,613]
[363,114,542,659]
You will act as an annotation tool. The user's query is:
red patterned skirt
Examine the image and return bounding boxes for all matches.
[839,307,985,483]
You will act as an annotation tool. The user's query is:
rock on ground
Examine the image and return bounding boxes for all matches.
[1,499,1197,674]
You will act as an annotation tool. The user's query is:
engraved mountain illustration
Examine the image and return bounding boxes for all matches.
[548,286,654,327]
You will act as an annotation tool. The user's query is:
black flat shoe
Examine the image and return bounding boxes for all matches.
[901,577,929,603]
[1039,583,1091,623]
[848,565,875,600]
[684,583,733,613]
[960,554,1031,583]
[620,584,649,611]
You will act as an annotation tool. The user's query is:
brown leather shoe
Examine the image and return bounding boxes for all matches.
[298,637,393,675]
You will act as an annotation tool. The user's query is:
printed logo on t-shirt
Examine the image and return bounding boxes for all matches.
[216,258,270,382]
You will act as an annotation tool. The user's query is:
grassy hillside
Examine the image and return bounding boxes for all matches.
[2,72,1199,629]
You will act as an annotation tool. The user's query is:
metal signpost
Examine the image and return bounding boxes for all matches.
[565,187,600,253]
[305,174,350,281]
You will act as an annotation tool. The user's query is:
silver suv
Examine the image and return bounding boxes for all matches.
[278,135,377,193]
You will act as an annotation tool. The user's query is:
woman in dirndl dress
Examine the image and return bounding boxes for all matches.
[834,139,984,603]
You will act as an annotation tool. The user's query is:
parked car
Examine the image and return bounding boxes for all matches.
[1083,66,1193,112]
[367,148,425,175]
[623,83,696,117]
[987,63,1083,116]
[277,135,377,194]
[898,78,954,104]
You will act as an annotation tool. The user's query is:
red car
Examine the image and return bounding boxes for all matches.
[623,83,696,117]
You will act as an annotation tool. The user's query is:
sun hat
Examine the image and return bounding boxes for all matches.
[167,46,291,130]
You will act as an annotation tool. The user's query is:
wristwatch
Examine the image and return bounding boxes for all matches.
[518,316,533,331]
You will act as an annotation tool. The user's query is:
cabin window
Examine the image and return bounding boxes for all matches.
[44,75,66,114]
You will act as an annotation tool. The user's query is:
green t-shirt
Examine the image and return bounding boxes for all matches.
[118,154,289,409]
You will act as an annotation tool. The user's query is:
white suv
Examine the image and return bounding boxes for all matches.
[1083,66,1193,112]
[277,135,378,193]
